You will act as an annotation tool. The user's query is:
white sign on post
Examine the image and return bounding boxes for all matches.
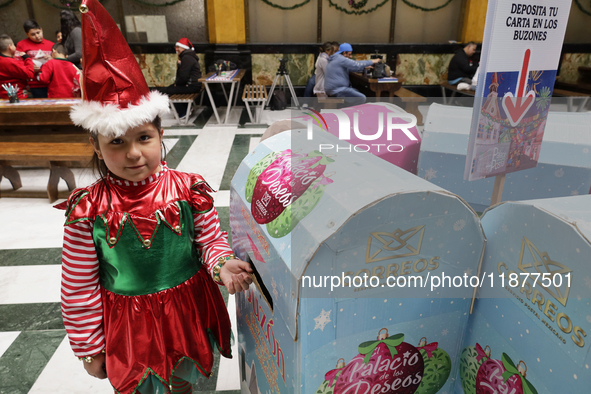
[464,0,572,182]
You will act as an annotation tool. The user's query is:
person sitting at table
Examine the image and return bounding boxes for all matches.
[313,42,335,98]
[324,43,380,106]
[37,43,81,98]
[16,19,54,98]
[0,34,34,99]
[153,38,202,117]
[447,42,478,85]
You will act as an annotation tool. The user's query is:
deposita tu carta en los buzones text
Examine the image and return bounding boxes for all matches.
[507,4,560,41]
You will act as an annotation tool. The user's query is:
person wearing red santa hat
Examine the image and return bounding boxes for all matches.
[152,37,202,118]
[58,1,252,393]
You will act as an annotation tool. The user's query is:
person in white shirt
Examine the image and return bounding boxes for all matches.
[313,42,335,97]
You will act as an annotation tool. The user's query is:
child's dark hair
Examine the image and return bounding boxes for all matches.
[0,35,12,53]
[23,19,40,33]
[52,43,67,56]
[90,116,165,212]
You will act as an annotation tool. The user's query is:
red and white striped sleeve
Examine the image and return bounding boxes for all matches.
[61,221,105,357]
[193,207,234,282]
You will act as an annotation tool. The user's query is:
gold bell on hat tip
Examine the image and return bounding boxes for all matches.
[79,4,89,13]
[109,237,116,245]
[143,239,151,247]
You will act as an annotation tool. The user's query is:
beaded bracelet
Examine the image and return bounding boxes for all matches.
[78,348,106,363]
[213,253,235,284]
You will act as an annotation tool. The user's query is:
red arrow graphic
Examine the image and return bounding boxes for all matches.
[502,49,536,127]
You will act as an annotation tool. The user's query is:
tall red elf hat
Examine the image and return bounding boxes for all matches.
[70,0,169,138]
[175,37,193,51]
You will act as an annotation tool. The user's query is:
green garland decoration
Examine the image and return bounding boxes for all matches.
[0,0,16,10]
[402,0,454,12]
[573,0,591,16]
[348,0,368,9]
[130,0,187,6]
[39,0,104,10]
[261,0,311,10]
[328,0,389,15]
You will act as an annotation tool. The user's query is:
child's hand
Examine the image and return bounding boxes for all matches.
[220,259,253,294]
[82,352,107,379]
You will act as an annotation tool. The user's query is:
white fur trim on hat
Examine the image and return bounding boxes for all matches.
[175,42,190,50]
[70,91,170,138]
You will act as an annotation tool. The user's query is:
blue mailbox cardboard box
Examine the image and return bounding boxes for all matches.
[456,195,591,393]
[230,129,486,394]
[418,103,591,212]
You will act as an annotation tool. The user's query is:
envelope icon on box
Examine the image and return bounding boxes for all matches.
[365,225,425,264]
[518,237,572,307]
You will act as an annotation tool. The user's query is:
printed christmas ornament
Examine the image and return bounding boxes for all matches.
[267,174,334,238]
[334,329,424,394]
[245,151,283,202]
[315,358,346,394]
[459,343,490,394]
[415,337,451,394]
[476,353,537,394]
[251,150,333,224]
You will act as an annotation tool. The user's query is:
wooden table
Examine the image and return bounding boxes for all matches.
[0,99,91,202]
[349,72,402,98]
[0,98,87,142]
[439,82,475,104]
[198,69,246,125]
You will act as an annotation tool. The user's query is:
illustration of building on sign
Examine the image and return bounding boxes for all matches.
[477,72,502,144]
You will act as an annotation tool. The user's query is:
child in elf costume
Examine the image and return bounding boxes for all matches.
[57,1,252,393]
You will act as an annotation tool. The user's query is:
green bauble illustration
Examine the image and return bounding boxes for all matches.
[459,344,490,394]
[415,338,452,394]
[266,175,332,238]
[245,151,282,202]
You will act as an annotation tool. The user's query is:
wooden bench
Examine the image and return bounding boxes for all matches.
[0,142,94,203]
[552,88,590,112]
[242,84,267,124]
[317,96,345,109]
[169,92,202,125]
[393,87,427,126]
[440,82,475,104]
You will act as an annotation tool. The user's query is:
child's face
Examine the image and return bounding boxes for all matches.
[27,28,44,43]
[91,122,163,182]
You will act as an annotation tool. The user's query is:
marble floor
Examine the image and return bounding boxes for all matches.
[0,106,301,394]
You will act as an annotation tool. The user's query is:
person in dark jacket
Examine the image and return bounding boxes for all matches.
[447,42,478,85]
[154,38,202,117]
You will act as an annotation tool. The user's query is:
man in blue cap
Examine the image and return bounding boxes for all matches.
[324,43,381,105]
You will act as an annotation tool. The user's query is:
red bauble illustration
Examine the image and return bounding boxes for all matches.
[334,329,424,394]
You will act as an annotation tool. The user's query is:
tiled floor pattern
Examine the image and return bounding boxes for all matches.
[0,107,292,394]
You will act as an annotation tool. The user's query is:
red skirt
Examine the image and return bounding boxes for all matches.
[101,268,232,393]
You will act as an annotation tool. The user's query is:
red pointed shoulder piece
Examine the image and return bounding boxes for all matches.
[189,174,214,214]
[62,188,94,225]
